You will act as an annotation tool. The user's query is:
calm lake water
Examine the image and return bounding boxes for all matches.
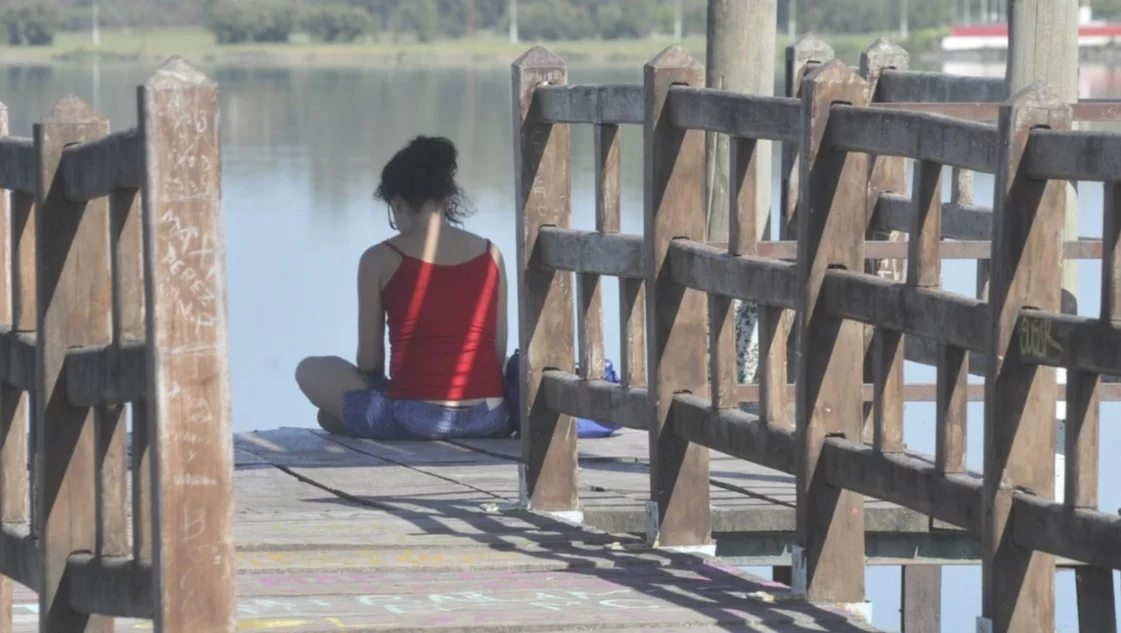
[2,58,1121,632]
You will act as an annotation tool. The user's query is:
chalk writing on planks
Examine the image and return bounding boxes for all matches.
[234,591,663,617]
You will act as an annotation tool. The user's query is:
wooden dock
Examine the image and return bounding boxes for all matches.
[1,427,879,632]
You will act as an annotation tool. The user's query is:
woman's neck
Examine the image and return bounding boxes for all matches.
[401,210,447,259]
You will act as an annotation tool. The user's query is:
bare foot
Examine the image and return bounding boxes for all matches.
[317,410,347,434]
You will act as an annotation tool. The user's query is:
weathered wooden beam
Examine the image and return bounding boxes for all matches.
[819,270,988,353]
[829,106,1000,173]
[0,329,35,391]
[535,84,643,125]
[781,34,834,240]
[539,370,647,431]
[1024,128,1121,182]
[1014,310,1121,375]
[60,128,144,203]
[875,69,1006,104]
[64,341,146,406]
[644,45,711,549]
[735,381,1121,403]
[669,393,795,475]
[717,239,1103,261]
[982,82,1069,633]
[1010,493,1121,570]
[665,88,799,142]
[872,192,992,240]
[0,522,39,593]
[34,95,115,633]
[0,136,35,194]
[65,555,152,619]
[140,56,236,633]
[537,227,644,279]
[512,47,578,513]
[869,99,1121,123]
[819,437,983,532]
[793,59,869,604]
[667,240,797,309]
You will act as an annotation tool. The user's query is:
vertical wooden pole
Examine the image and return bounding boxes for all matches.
[139,57,235,633]
[111,182,148,561]
[709,136,757,412]
[644,45,709,549]
[781,35,832,242]
[792,59,869,604]
[511,47,576,513]
[34,97,114,633]
[901,565,941,633]
[935,168,969,478]
[576,123,618,383]
[1064,180,1121,633]
[0,102,19,633]
[981,82,1069,633]
[860,39,908,447]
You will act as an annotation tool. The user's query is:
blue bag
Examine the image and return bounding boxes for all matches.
[503,349,621,439]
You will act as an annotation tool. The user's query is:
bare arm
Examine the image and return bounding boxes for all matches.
[493,245,508,363]
[356,247,385,377]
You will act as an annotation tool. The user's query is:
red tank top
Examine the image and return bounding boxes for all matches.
[381,241,504,401]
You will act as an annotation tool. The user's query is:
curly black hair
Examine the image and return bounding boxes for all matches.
[374,135,473,226]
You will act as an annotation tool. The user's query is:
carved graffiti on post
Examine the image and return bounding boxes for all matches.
[140,57,235,633]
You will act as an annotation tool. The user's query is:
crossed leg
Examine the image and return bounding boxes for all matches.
[294,355,369,434]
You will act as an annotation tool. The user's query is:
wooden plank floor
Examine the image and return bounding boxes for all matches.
[6,427,884,632]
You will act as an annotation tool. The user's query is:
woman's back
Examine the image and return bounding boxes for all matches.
[379,230,505,402]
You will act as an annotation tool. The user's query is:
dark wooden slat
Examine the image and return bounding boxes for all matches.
[665,87,800,142]
[64,341,146,406]
[537,228,644,278]
[829,105,1000,173]
[875,69,1006,104]
[1011,494,1121,569]
[669,393,795,475]
[65,556,152,619]
[820,437,983,532]
[60,128,144,202]
[0,136,35,194]
[1075,567,1118,633]
[512,48,577,513]
[643,46,710,549]
[820,270,988,353]
[873,192,992,240]
[535,84,643,125]
[539,371,647,431]
[1025,128,1121,182]
[668,240,798,309]
[0,522,39,593]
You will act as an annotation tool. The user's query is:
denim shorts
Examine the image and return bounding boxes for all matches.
[341,375,512,441]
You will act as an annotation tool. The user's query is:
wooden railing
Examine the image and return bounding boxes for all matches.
[0,57,234,632]
[512,37,1120,633]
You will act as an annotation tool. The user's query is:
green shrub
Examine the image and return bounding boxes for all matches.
[2,2,59,47]
[206,0,296,44]
[301,5,373,43]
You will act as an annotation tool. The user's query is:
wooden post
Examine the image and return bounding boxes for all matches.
[704,0,775,243]
[139,57,236,632]
[792,59,869,604]
[860,39,908,449]
[576,123,618,383]
[643,46,710,549]
[1065,181,1121,633]
[511,47,577,514]
[34,97,114,633]
[0,101,22,633]
[781,35,832,241]
[901,565,941,633]
[981,82,1069,633]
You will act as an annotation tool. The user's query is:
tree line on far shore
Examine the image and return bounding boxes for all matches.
[8,0,1121,48]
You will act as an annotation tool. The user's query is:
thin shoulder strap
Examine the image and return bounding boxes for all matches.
[483,239,491,256]
[384,241,406,257]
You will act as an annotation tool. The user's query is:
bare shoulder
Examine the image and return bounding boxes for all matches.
[358,242,401,285]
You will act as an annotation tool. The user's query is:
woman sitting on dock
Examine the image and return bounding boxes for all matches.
[295,135,511,440]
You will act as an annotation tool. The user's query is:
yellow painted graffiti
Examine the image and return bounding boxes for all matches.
[1018,316,1062,360]
[238,619,312,631]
